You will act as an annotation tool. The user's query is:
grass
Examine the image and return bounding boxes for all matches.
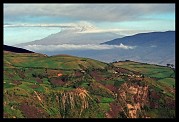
[42,78,51,85]
[46,107,60,117]
[100,97,115,103]
[157,78,175,87]
[99,103,110,112]
[11,87,29,97]
[146,108,175,118]
[5,52,107,70]
[114,79,125,87]
[18,82,35,94]
[34,85,45,93]
[113,61,174,79]
[4,105,24,118]
[144,76,175,98]
[4,82,15,89]
[3,68,22,81]
[103,80,115,85]
[80,82,90,87]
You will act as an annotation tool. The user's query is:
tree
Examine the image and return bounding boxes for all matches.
[167,64,174,68]
[166,64,171,67]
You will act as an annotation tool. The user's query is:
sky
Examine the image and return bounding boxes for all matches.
[4,3,175,45]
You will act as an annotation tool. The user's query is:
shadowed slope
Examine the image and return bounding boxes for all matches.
[4,45,34,53]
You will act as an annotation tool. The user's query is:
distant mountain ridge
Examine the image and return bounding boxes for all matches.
[102,31,175,46]
[4,45,34,53]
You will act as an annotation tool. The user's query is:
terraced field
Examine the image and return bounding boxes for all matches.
[113,61,175,99]
[3,51,175,118]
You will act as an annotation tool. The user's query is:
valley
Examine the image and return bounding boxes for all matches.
[15,31,175,67]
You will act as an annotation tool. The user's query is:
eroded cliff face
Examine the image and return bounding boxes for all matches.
[104,78,149,118]
[113,80,149,118]
[105,77,175,118]
[58,88,95,118]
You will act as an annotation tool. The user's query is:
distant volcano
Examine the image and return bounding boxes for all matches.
[14,23,123,46]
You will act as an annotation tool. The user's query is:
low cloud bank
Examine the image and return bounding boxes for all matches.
[22,43,136,52]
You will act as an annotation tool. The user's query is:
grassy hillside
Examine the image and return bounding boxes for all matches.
[4,52,108,70]
[113,61,175,79]
[3,51,175,118]
[113,61,175,95]
[112,61,175,118]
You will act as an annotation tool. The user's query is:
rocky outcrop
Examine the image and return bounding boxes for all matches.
[58,88,93,118]
[117,81,149,118]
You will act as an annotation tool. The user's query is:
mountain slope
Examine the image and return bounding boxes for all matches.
[100,31,175,66]
[102,31,175,46]
[3,46,175,118]
[4,45,34,53]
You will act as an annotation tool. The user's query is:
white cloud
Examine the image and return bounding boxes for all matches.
[3,22,156,36]
[150,45,157,48]
[3,21,97,30]
[3,21,125,34]
[22,44,136,52]
[4,23,73,28]
[118,43,136,49]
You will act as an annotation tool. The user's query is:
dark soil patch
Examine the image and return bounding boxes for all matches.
[19,103,48,118]
[149,101,159,109]
[30,85,39,89]
[105,84,118,93]
[50,79,66,86]
[7,73,14,78]
[12,80,22,85]
[107,102,121,118]
[35,78,43,83]
[74,71,83,77]
[150,91,161,99]
[165,97,175,109]
[47,70,62,77]
[115,67,131,74]
[90,71,105,81]
[3,112,9,118]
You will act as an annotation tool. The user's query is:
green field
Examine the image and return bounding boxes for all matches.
[3,51,175,118]
[4,52,108,70]
[113,61,175,79]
